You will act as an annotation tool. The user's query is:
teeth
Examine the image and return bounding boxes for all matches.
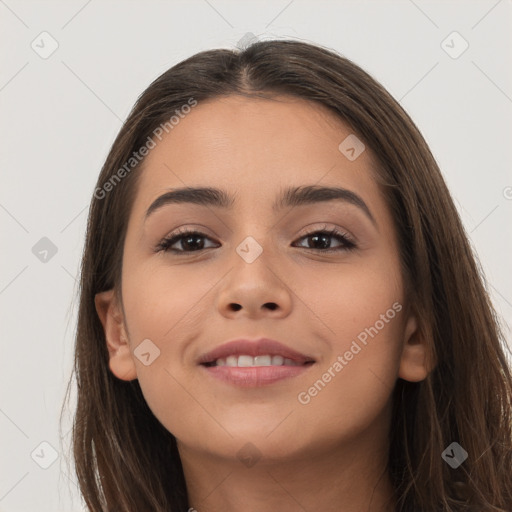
[254,355,271,366]
[226,356,237,367]
[213,355,300,367]
[238,355,253,367]
[271,355,284,365]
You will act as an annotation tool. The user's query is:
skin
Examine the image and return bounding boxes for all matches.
[95,95,430,512]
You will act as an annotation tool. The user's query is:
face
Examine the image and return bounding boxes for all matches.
[96,95,428,465]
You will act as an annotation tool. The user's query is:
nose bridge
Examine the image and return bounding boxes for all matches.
[230,208,277,259]
[215,227,292,318]
[231,230,279,283]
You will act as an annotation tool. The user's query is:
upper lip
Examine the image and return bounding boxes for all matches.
[197,338,316,365]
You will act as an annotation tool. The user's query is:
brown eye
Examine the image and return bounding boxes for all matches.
[155,226,356,255]
[293,227,356,253]
[156,230,218,254]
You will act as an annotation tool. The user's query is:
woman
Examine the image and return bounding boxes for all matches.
[63,39,512,511]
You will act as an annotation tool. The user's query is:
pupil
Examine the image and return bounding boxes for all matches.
[311,234,330,249]
[183,235,204,251]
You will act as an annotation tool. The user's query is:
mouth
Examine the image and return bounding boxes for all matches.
[202,355,315,367]
[198,338,316,387]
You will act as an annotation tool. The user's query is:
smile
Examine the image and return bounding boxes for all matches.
[201,358,315,387]
[205,354,306,367]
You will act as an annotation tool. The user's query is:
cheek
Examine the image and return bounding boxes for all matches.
[297,314,403,425]
[298,252,403,346]
[293,260,404,428]
[122,259,214,342]
[119,260,222,438]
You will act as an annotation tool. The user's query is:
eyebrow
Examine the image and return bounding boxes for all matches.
[144,185,377,227]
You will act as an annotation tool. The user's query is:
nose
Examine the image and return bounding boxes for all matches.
[215,247,293,320]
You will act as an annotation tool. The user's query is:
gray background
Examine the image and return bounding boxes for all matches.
[1,1,511,510]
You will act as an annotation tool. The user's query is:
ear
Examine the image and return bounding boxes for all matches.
[398,313,432,382]
[95,289,137,381]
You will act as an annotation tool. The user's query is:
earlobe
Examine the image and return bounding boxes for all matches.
[95,289,137,381]
[398,314,433,382]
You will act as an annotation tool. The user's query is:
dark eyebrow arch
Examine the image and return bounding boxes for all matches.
[145,185,377,228]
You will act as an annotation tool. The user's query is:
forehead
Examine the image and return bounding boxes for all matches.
[130,94,381,216]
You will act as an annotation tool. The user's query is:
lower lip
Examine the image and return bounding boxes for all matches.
[201,363,314,387]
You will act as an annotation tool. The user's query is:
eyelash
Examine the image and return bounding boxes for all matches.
[155,225,356,255]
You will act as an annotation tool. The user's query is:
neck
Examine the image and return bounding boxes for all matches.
[178,424,396,512]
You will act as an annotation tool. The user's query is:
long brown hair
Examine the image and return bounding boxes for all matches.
[61,39,512,511]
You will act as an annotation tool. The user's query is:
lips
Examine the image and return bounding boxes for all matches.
[197,338,316,366]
